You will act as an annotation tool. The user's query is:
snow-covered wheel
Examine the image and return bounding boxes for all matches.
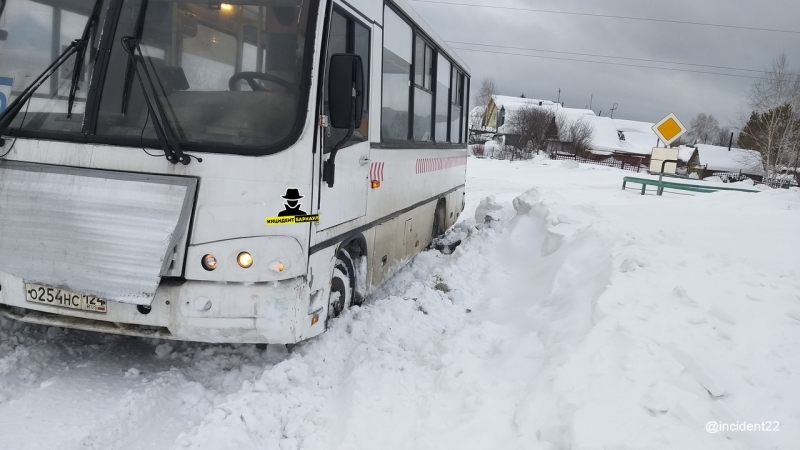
[328,249,356,321]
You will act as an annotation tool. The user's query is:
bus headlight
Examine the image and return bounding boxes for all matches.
[201,254,218,271]
[237,252,254,268]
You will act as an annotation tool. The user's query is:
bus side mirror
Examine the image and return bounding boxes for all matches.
[327,53,363,129]
[0,30,7,41]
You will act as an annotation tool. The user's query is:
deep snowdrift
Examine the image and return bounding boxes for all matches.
[1,157,799,450]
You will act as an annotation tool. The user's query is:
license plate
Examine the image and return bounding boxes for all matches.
[25,283,108,314]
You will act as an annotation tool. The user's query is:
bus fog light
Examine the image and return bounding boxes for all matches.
[201,254,218,271]
[237,252,254,268]
[269,260,286,273]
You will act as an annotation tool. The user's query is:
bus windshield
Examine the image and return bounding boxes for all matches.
[0,0,110,133]
[0,0,315,151]
[97,0,313,148]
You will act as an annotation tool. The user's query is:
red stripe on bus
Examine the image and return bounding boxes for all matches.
[370,162,385,182]
[414,156,466,174]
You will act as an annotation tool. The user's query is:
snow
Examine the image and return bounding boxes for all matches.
[2,157,800,449]
[580,115,624,153]
[614,118,656,134]
[696,144,764,175]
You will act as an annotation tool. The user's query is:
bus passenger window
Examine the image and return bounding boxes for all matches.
[381,7,412,142]
[412,35,433,142]
[450,69,464,144]
[435,55,450,142]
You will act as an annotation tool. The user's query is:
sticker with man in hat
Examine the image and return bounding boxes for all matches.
[265,188,320,226]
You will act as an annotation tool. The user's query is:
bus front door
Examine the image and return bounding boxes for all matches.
[318,139,370,230]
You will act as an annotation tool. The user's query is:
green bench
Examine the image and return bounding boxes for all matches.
[622,176,759,196]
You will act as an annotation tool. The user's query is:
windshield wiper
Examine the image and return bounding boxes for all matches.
[120,36,190,165]
[120,0,149,116]
[0,0,103,132]
[0,42,80,132]
[67,0,105,118]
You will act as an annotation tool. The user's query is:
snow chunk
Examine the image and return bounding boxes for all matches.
[708,305,736,325]
[673,350,726,397]
[154,343,174,358]
[511,188,542,215]
[562,159,579,169]
[474,195,506,223]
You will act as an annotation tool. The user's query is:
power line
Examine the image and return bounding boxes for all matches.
[446,40,769,74]
[448,46,763,80]
[412,0,800,35]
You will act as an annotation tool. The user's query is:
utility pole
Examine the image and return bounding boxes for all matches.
[557,88,561,104]
[727,131,734,151]
[589,94,593,111]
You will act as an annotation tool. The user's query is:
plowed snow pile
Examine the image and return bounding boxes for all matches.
[1,157,799,450]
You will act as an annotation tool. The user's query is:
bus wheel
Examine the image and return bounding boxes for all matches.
[432,199,447,239]
[328,250,355,320]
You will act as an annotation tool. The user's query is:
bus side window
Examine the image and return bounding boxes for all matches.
[380,6,412,142]
[323,8,370,152]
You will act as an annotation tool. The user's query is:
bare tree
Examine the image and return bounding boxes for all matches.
[557,114,594,155]
[688,113,721,144]
[468,107,486,144]
[506,104,555,155]
[714,127,737,147]
[738,53,800,186]
[474,77,497,108]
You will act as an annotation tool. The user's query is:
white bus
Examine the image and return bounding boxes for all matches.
[0,0,470,343]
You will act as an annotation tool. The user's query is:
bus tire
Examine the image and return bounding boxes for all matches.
[432,198,447,239]
[328,249,356,321]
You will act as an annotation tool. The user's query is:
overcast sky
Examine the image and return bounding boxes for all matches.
[410,0,800,128]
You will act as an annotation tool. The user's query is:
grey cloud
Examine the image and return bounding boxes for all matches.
[411,0,800,127]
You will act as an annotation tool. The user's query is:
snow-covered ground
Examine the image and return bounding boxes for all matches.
[1,157,799,450]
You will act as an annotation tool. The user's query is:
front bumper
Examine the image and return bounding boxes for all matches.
[0,271,313,344]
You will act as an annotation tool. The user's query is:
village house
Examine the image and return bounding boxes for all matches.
[690,144,765,182]
[474,95,775,180]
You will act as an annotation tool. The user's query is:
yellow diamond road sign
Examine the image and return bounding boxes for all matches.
[652,113,686,146]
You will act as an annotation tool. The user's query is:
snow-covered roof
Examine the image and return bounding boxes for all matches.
[575,115,623,153]
[619,132,656,155]
[492,95,559,111]
[695,144,764,175]
[678,146,697,163]
[613,119,655,134]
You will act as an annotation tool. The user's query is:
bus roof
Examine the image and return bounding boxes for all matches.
[389,0,471,75]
